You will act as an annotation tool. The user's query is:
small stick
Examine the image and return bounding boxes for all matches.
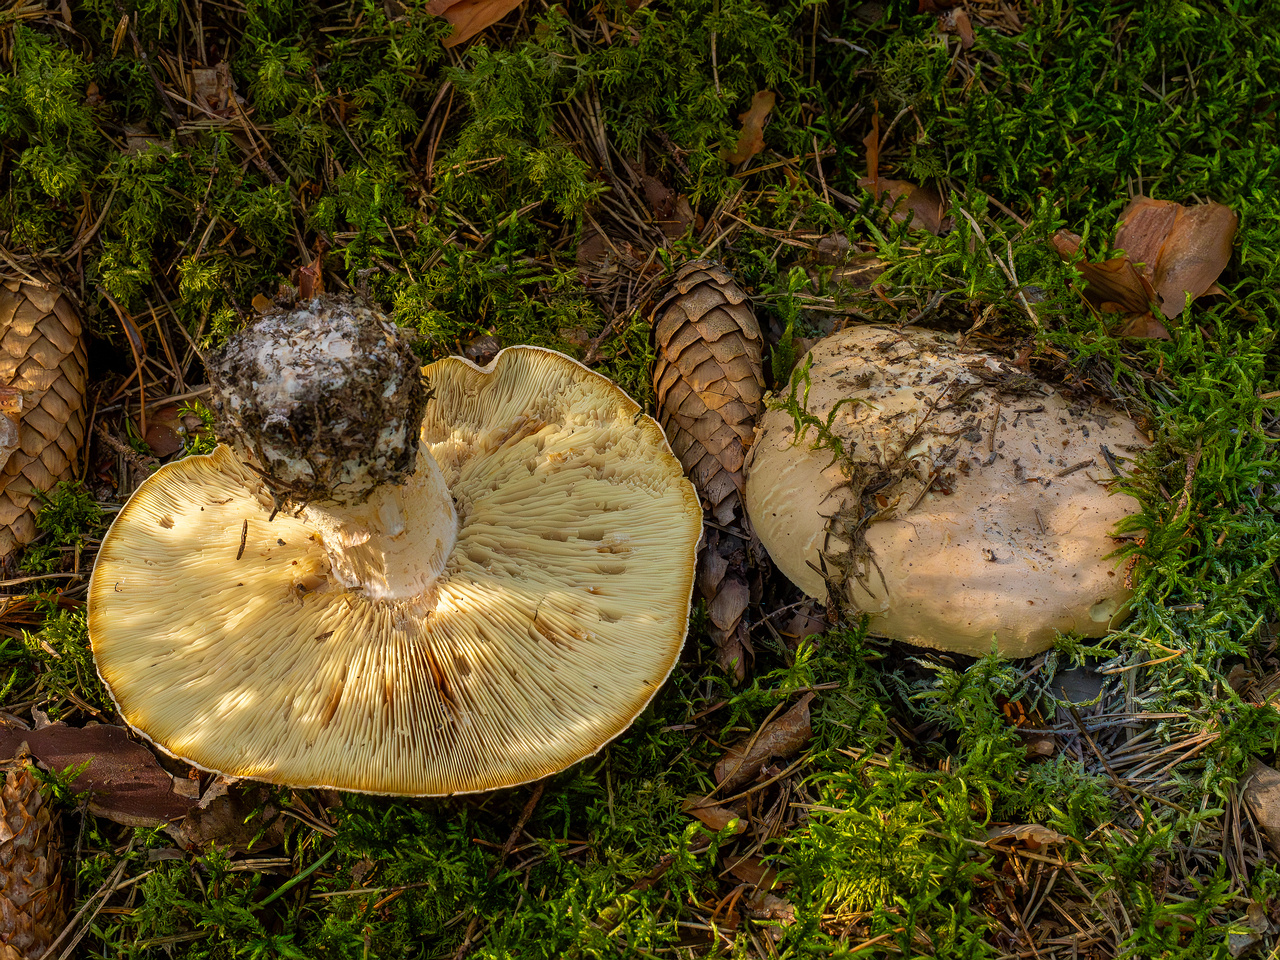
[1055,458,1096,478]
[236,519,248,560]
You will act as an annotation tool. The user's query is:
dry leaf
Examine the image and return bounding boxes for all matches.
[1149,202,1237,318]
[639,175,698,239]
[985,823,1070,851]
[726,855,778,890]
[0,724,198,827]
[1113,312,1172,340]
[938,7,974,48]
[814,234,851,264]
[859,113,945,233]
[722,91,776,165]
[746,892,796,923]
[430,0,526,48]
[1055,197,1236,337]
[1023,737,1056,758]
[1243,761,1280,856]
[141,403,211,460]
[779,603,827,642]
[557,326,593,351]
[1113,196,1179,268]
[167,782,287,853]
[140,403,185,457]
[860,177,947,233]
[298,260,323,301]
[714,693,814,791]
[463,334,501,366]
[1051,230,1153,314]
[1228,901,1272,958]
[191,63,241,117]
[575,221,610,269]
[1228,663,1253,694]
[683,796,746,834]
[1111,196,1236,317]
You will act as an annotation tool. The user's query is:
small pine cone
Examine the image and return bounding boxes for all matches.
[0,277,89,560]
[652,261,765,681]
[651,261,764,527]
[0,759,64,960]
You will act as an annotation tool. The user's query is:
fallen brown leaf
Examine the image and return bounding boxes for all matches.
[0,724,197,827]
[1243,761,1280,857]
[1147,201,1237,318]
[726,854,778,891]
[1228,900,1273,958]
[985,822,1070,851]
[1112,196,1179,269]
[683,796,747,834]
[139,403,185,457]
[298,260,323,301]
[640,174,698,239]
[937,6,974,48]
[1055,196,1235,337]
[575,221,610,269]
[859,111,945,233]
[722,91,776,165]
[430,0,526,48]
[1050,230,1154,314]
[714,692,814,791]
[191,63,241,117]
[746,892,795,923]
[779,603,827,642]
[463,334,501,366]
[1113,312,1173,340]
[169,782,287,853]
[860,177,947,233]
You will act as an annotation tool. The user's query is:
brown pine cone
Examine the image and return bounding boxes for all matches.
[0,277,89,561]
[0,758,64,960]
[651,260,764,526]
[652,261,765,680]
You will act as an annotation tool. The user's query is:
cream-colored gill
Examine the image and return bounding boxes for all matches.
[89,347,702,796]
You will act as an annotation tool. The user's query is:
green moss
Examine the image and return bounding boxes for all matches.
[4,0,1280,955]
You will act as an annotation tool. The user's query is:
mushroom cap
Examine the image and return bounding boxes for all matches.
[89,347,702,795]
[745,325,1147,658]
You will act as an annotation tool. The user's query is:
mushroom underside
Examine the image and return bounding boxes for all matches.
[90,347,702,795]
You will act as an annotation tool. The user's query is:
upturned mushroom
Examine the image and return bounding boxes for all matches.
[745,325,1148,658]
[88,298,702,795]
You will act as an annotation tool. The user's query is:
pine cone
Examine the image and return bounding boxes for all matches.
[0,278,89,560]
[652,261,764,526]
[0,759,64,960]
[652,261,765,680]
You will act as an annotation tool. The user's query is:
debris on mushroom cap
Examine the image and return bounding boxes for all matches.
[208,298,426,501]
[744,325,1149,658]
[89,338,703,796]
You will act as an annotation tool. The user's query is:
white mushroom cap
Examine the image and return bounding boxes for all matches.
[88,346,701,795]
[745,325,1148,658]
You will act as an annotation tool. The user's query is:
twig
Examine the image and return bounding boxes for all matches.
[47,838,136,960]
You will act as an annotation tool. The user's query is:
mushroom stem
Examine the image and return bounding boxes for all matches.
[299,444,458,603]
[207,297,456,602]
